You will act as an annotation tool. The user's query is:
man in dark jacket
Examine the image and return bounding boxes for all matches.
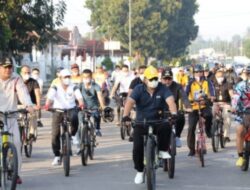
[161,68,192,147]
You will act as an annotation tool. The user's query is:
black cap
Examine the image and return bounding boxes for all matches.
[162,69,173,78]
[0,58,12,67]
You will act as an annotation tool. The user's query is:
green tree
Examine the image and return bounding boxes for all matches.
[243,38,250,58]
[85,0,198,61]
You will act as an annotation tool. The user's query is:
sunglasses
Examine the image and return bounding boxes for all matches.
[162,77,172,80]
[194,71,202,73]
[3,65,13,69]
[63,76,71,79]
[149,77,158,82]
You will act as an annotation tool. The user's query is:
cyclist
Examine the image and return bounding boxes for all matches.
[176,66,189,89]
[186,64,215,156]
[211,69,234,142]
[161,68,192,147]
[122,65,177,184]
[110,64,135,125]
[0,57,34,184]
[32,68,44,127]
[70,63,82,87]
[45,69,84,166]
[225,64,238,86]
[20,65,41,140]
[232,66,250,167]
[203,63,213,80]
[80,69,106,137]
[111,64,121,84]
[93,63,107,89]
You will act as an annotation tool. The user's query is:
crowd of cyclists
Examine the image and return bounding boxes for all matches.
[0,55,250,187]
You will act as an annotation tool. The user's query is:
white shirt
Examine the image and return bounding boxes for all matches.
[111,70,121,82]
[0,75,33,112]
[47,83,82,109]
[115,72,135,93]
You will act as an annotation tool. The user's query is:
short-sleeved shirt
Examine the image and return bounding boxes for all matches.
[116,73,135,93]
[24,78,40,104]
[81,82,101,109]
[47,84,82,109]
[129,77,143,90]
[130,83,173,121]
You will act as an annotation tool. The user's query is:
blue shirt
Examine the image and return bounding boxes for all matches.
[81,82,101,109]
[130,83,173,121]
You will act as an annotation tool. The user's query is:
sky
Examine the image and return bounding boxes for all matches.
[61,0,250,40]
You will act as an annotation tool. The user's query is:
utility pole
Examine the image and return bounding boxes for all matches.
[50,0,54,78]
[129,0,132,57]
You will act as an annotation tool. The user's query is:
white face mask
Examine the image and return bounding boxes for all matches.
[216,77,224,84]
[139,75,144,81]
[32,74,39,80]
[122,72,129,77]
[83,78,91,84]
[195,76,200,82]
[72,72,78,77]
[62,78,71,85]
[148,80,159,88]
[22,74,30,81]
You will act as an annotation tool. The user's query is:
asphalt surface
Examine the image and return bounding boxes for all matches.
[18,111,250,190]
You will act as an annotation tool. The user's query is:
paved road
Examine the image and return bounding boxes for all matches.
[18,112,250,190]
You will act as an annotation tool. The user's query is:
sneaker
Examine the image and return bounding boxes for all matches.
[188,149,195,156]
[29,134,36,141]
[128,136,133,142]
[16,176,22,184]
[96,130,102,137]
[51,156,61,166]
[158,151,171,159]
[236,157,245,167]
[134,172,144,184]
[37,120,43,128]
[176,137,182,148]
[224,137,231,143]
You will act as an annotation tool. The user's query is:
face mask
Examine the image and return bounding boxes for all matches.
[72,72,78,77]
[122,72,129,77]
[32,74,39,80]
[148,80,159,88]
[62,78,71,85]
[22,74,30,81]
[195,76,200,82]
[216,77,224,84]
[139,75,144,81]
[83,78,91,84]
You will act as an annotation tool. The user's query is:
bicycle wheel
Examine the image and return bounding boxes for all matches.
[81,126,89,166]
[168,131,176,179]
[1,142,18,190]
[88,123,95,160]
[120,109,126,140]
[146,137,156,190]
[62,132,70,176]
[197,141,205,167]
[212,120,219,153]
[24,144,32,158]
[241,141,250,171]
[219,122,225,148]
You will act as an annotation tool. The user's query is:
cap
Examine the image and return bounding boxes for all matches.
[179,67,184,71]
[96,62,102,68]
[216,68,224,73]
[162,69,173,78]
[60,69,71,77]
[56,66,64,72]
[71,63,79,69]
[144,66,158,80]
[0,58,12,67]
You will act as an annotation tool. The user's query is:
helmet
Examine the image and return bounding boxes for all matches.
[102,107,114,122]
[194,64,203,72]
[144,65,158,80]
[161,68,173,78]
[202,63,209,71]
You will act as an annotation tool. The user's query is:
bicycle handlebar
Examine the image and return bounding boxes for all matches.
[131,118,170,126]
[0,109,27,116]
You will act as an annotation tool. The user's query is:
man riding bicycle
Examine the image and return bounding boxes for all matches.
[211,68,234,142]
[110,64,135,125]
[80,69,106,137]
[0,57,34,184]
[232,66,250,167]
[186,64,215,156]
[122,65,177,184]
[45,69,84,166]
[161,68,192,147]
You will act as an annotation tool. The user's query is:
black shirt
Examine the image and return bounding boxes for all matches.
[129,77,143,90]
[130,83,173,121]
[24,78,40,104]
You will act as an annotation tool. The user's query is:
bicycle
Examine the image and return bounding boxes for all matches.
[119,93,132,140]
[132,118,172,190]
[79,109,97,166]
[17,109,37,158]
[235,110,250,171]
[0,110,20,190]
[211,103,225,152]
[48,108,73,177]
